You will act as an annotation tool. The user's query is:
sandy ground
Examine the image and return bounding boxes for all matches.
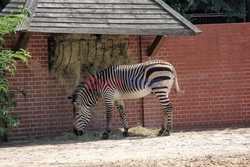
[0,127,250,167]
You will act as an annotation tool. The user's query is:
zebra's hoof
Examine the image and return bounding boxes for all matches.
[162,130,170,136]
[157,131,163,136]
[101,132,109,139]
[157,130,170,136]
[123,132,129,137]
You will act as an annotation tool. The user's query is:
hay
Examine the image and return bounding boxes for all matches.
[52,126,159,142]
[2,127,159,146]
[128,126,158,137]
[50,34,133,85]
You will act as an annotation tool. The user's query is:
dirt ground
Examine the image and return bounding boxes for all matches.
[0,127,250,167]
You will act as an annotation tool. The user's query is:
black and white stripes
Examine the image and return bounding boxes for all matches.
[69,60,182,138]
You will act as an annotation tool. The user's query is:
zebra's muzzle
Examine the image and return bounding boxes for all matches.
[73,128,84,136]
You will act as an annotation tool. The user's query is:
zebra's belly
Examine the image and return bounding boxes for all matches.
[114,89,152,100]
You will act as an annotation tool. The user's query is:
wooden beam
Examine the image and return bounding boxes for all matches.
[147,35,167,58]
[13,32,32,51]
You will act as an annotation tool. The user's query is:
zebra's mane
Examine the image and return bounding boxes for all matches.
[72,79,100,106]
[71,81,88,102]
[95,64,119,75]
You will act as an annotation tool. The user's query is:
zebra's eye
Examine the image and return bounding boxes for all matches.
[74,102,81,109]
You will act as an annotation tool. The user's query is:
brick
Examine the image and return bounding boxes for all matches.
[4,24,250,141]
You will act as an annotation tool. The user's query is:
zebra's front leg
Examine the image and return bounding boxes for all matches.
[102,100,114,139]
[116,100,129,137]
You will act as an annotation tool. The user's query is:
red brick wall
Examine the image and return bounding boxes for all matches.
[5,23,250,141]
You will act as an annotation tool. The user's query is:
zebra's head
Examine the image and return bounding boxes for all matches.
[69,81,100,136]
[71,100,91,136]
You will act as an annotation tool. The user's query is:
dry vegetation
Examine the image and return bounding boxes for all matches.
[51,34,132,84]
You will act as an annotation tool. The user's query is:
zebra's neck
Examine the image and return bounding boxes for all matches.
[73,81,101,107]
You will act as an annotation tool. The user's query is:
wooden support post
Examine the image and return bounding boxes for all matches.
[147,35,167,58]
[13,32,32,51]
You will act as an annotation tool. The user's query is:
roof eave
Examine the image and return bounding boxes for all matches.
[26,28,196,36]
[15,0,39,31]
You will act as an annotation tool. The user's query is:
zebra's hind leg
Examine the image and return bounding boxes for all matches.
[156,95,173,136]
[116,100,129,137]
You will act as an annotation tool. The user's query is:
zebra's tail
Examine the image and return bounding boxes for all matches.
[172,66,183,95]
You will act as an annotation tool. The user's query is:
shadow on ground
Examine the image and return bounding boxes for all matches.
[0,126,159,148]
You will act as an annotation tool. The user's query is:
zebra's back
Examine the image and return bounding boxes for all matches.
[95,60,175,101]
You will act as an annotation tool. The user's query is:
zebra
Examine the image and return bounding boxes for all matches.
[68,60,182,139]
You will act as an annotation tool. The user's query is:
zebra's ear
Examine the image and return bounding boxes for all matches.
[68,96,73,100]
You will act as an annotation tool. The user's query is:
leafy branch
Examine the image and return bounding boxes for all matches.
[0,6,31,138]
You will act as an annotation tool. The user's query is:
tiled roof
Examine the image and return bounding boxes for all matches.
[1,0,202,35]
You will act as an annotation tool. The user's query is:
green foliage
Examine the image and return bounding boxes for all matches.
[163,0,196,20]
[0,5,31,45]
[0,6,31,137]
[163,0,246,22]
